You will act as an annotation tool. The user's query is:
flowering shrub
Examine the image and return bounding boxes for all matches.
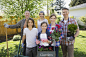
[13,35,21,41]
[38,45,53,51]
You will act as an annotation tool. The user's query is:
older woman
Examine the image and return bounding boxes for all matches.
[37,11,48,33]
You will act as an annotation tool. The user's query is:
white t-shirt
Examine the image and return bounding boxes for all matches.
[23,28,38,48]
[39,33,49,46]
[64,20,67,24]
[37,19,48,33]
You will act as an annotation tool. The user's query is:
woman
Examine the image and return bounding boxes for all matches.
[37,11,48,33]
[47,14,64,57]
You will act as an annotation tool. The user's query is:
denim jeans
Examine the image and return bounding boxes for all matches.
[55,47,59,57]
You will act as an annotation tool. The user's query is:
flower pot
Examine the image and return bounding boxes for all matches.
[37,51,55,57]
[67,32,74,42]
[67,32,74,37]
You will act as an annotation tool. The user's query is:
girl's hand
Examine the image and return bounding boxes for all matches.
[41,39,48,42]
[36,39,40,44]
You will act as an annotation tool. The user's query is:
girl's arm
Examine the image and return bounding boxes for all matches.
[22,35,26,43]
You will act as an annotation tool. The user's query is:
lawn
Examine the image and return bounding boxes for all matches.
[0,30,86,57]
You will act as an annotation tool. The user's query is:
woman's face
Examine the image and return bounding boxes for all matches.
[50,16,56,23]
[39,13,44,18]
[41,23,47,30]
[28,20,33,27]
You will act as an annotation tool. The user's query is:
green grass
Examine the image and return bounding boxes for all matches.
[59,30,86,57]
[0,30,86,57]
[0,40,20,57]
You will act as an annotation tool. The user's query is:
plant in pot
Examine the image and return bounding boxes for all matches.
[67,24,77,41]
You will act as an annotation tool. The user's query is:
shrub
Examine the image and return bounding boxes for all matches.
[79,16,86,24]
[55,16,61,24]
[13,35,21,41]
[70,16,85,29]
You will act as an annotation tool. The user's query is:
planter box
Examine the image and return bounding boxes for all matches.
[37,51,55,57]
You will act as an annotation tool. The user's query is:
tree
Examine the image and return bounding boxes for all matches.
[0,0,45,18]
[69,0,86,7]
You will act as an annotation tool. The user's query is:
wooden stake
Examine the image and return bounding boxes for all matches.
[6,28,9,57]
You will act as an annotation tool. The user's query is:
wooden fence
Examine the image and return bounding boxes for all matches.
[0,16,50,36]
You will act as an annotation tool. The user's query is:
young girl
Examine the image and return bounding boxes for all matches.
[47,14,63,57]
[22,18,38,57]
[37,11,49,33]
[36,22,52,49]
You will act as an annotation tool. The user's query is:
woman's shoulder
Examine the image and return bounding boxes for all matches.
[44,19,48,21]
[37,19,40,21]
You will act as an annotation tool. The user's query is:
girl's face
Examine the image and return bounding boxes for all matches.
[41,23,47,30]
[50,16,56,23]
[39,13,44,18]
[28,20,33,27]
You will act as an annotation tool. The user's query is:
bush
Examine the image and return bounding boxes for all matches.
[70,16,86,29]
[55,16,61,24]
[79,16,86,24]
[13,35,21,41]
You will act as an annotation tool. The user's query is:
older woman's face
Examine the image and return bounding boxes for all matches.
[50,16,56,23]
[39,13,44,18]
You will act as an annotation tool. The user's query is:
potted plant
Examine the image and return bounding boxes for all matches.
[67,24,77,41]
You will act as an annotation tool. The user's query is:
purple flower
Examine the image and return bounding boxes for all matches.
[39,46,41,48]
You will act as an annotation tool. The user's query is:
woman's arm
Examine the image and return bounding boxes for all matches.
[59,27,64,40]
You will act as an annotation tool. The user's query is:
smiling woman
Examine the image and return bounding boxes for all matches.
[37,11,49,33]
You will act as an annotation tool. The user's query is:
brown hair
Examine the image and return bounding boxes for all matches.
[27,18,35,28]
[41,22,48,26]
[62,8,69,11]
[49,13,57,19]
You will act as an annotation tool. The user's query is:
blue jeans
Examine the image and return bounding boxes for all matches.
[55,47,59,57]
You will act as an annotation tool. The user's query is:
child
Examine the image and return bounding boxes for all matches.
[22,18,38,57]
[36,22,52,50]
